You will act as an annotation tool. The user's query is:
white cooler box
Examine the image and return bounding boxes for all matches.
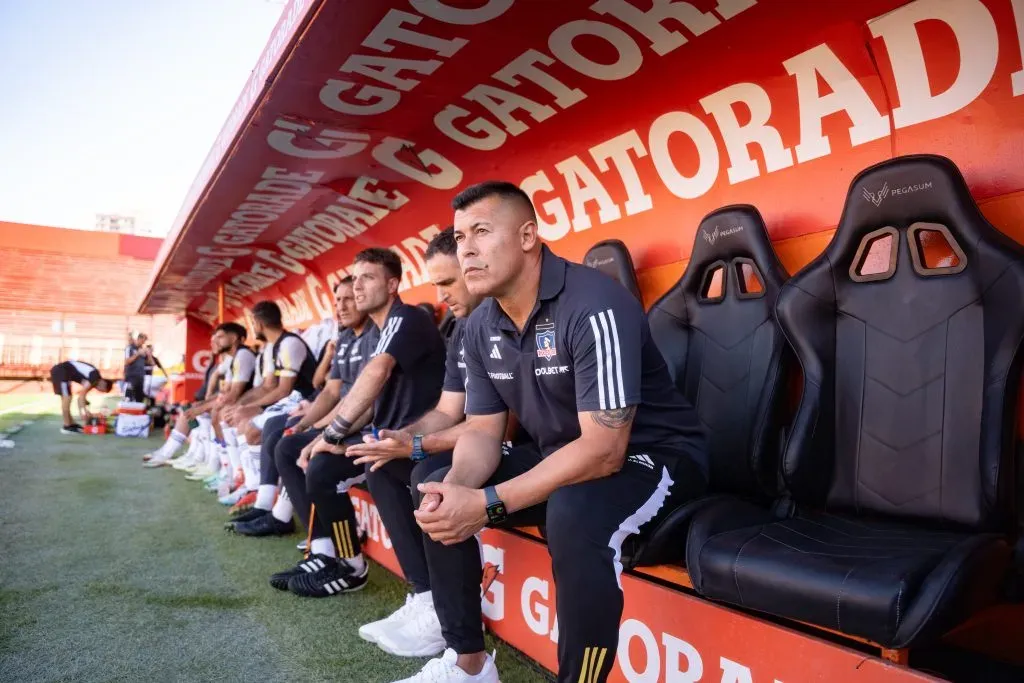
[115,401,151,438]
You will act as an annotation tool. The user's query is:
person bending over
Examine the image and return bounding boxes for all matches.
[395,182,709,683]
[50,360,113,434]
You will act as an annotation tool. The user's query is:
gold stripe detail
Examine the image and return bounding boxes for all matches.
[332,521,346,557]
[578,647,591,683]
[590,647,608,683]
[343,520,354,557]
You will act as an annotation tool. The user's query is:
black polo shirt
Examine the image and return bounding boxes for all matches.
[370,298,446,430]
[463,246,707,473]
[125,344,146,378]
[329,324,380,392]
[442,317,468,393]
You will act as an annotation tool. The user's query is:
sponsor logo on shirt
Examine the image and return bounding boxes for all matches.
[490,344,502,360]
[535,366,569,376]
[488,371,515,381]
[535,323,557,360]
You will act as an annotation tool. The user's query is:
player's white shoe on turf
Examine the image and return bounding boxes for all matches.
[390,649,498,683]
[375,591,446,658]
[359,593,419,644]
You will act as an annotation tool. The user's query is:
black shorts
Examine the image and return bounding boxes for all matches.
[50,365,71,397]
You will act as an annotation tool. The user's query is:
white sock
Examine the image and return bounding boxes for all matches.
[158,430,187,458]
[224,427,241,472]
[206,440,221,469]
[255,484,277,511]
[310,537,336,558]
[271,489,293,522]
[346,554,366,574]
[241,446,260,491]
[248,444,262,478]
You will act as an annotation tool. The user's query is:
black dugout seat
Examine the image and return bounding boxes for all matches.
[687,155,1024,649]
[622,205,791,568]
[584,239,642,301]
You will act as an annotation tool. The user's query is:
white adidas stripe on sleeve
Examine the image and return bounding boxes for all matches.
[374,316,403,356]
[588,309,626,410]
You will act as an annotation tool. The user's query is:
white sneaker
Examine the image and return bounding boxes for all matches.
[359,593,418,644]
[143,453,171,468]
[296,539,309,552]
[376,592,446,658]
[391,649,498,683]
[171,451,200,470]
[218,487,249,506]
[185,464,216,480]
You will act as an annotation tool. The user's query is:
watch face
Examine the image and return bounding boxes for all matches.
[489,502,507,522]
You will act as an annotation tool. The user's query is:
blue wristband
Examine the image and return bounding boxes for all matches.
[410,434,426,462]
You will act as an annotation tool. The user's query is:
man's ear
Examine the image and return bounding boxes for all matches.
[520,220,540,252]
[387,276,401,296]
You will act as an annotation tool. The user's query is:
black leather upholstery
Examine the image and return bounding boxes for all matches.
[688,155,1024,648]
[583,239,642,301]
[623,205,791,567]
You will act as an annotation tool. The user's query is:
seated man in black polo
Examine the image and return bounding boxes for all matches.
[49,360,113,434]
[265,247,446,598]
[399,182,708,683]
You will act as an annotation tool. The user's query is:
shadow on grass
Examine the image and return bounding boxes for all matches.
[84,582,256,610]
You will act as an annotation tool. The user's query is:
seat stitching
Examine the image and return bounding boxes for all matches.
[861,425,943,452]
[761,533,896,559]
[772,523,952,552]
[731,528,762,606]
[836,566,857,631]
[894,581,905,633]
[857,479,942,510]
[785,516,956,541]
[802,515,961,539]
[863,371,946,399]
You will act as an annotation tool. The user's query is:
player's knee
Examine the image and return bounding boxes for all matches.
[304,455,333,496]
[245,425,261,444]
[411,463,450,506]
[274,438,296,471]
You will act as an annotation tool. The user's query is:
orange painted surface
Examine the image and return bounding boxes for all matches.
[349,488,944,683]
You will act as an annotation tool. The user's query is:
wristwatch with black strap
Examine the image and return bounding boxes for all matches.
[483,485,508,525]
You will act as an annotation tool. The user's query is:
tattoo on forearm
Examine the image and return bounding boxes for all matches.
[590,406,636,429]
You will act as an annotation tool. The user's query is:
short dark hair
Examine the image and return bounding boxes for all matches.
[451,181,536,219]
[354,247,402,281]
[216,322,247,341]
[424,226,457,260]
[333,275,354,292]
[251,300,283,328]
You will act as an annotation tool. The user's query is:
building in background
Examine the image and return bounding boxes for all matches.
[95,212,139,235]
[0,221,184,383]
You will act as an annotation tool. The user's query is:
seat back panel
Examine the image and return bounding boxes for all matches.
[649,205,789,499]
[778,154,1024,530]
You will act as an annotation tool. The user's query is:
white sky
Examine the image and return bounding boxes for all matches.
[0,0,285,236]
